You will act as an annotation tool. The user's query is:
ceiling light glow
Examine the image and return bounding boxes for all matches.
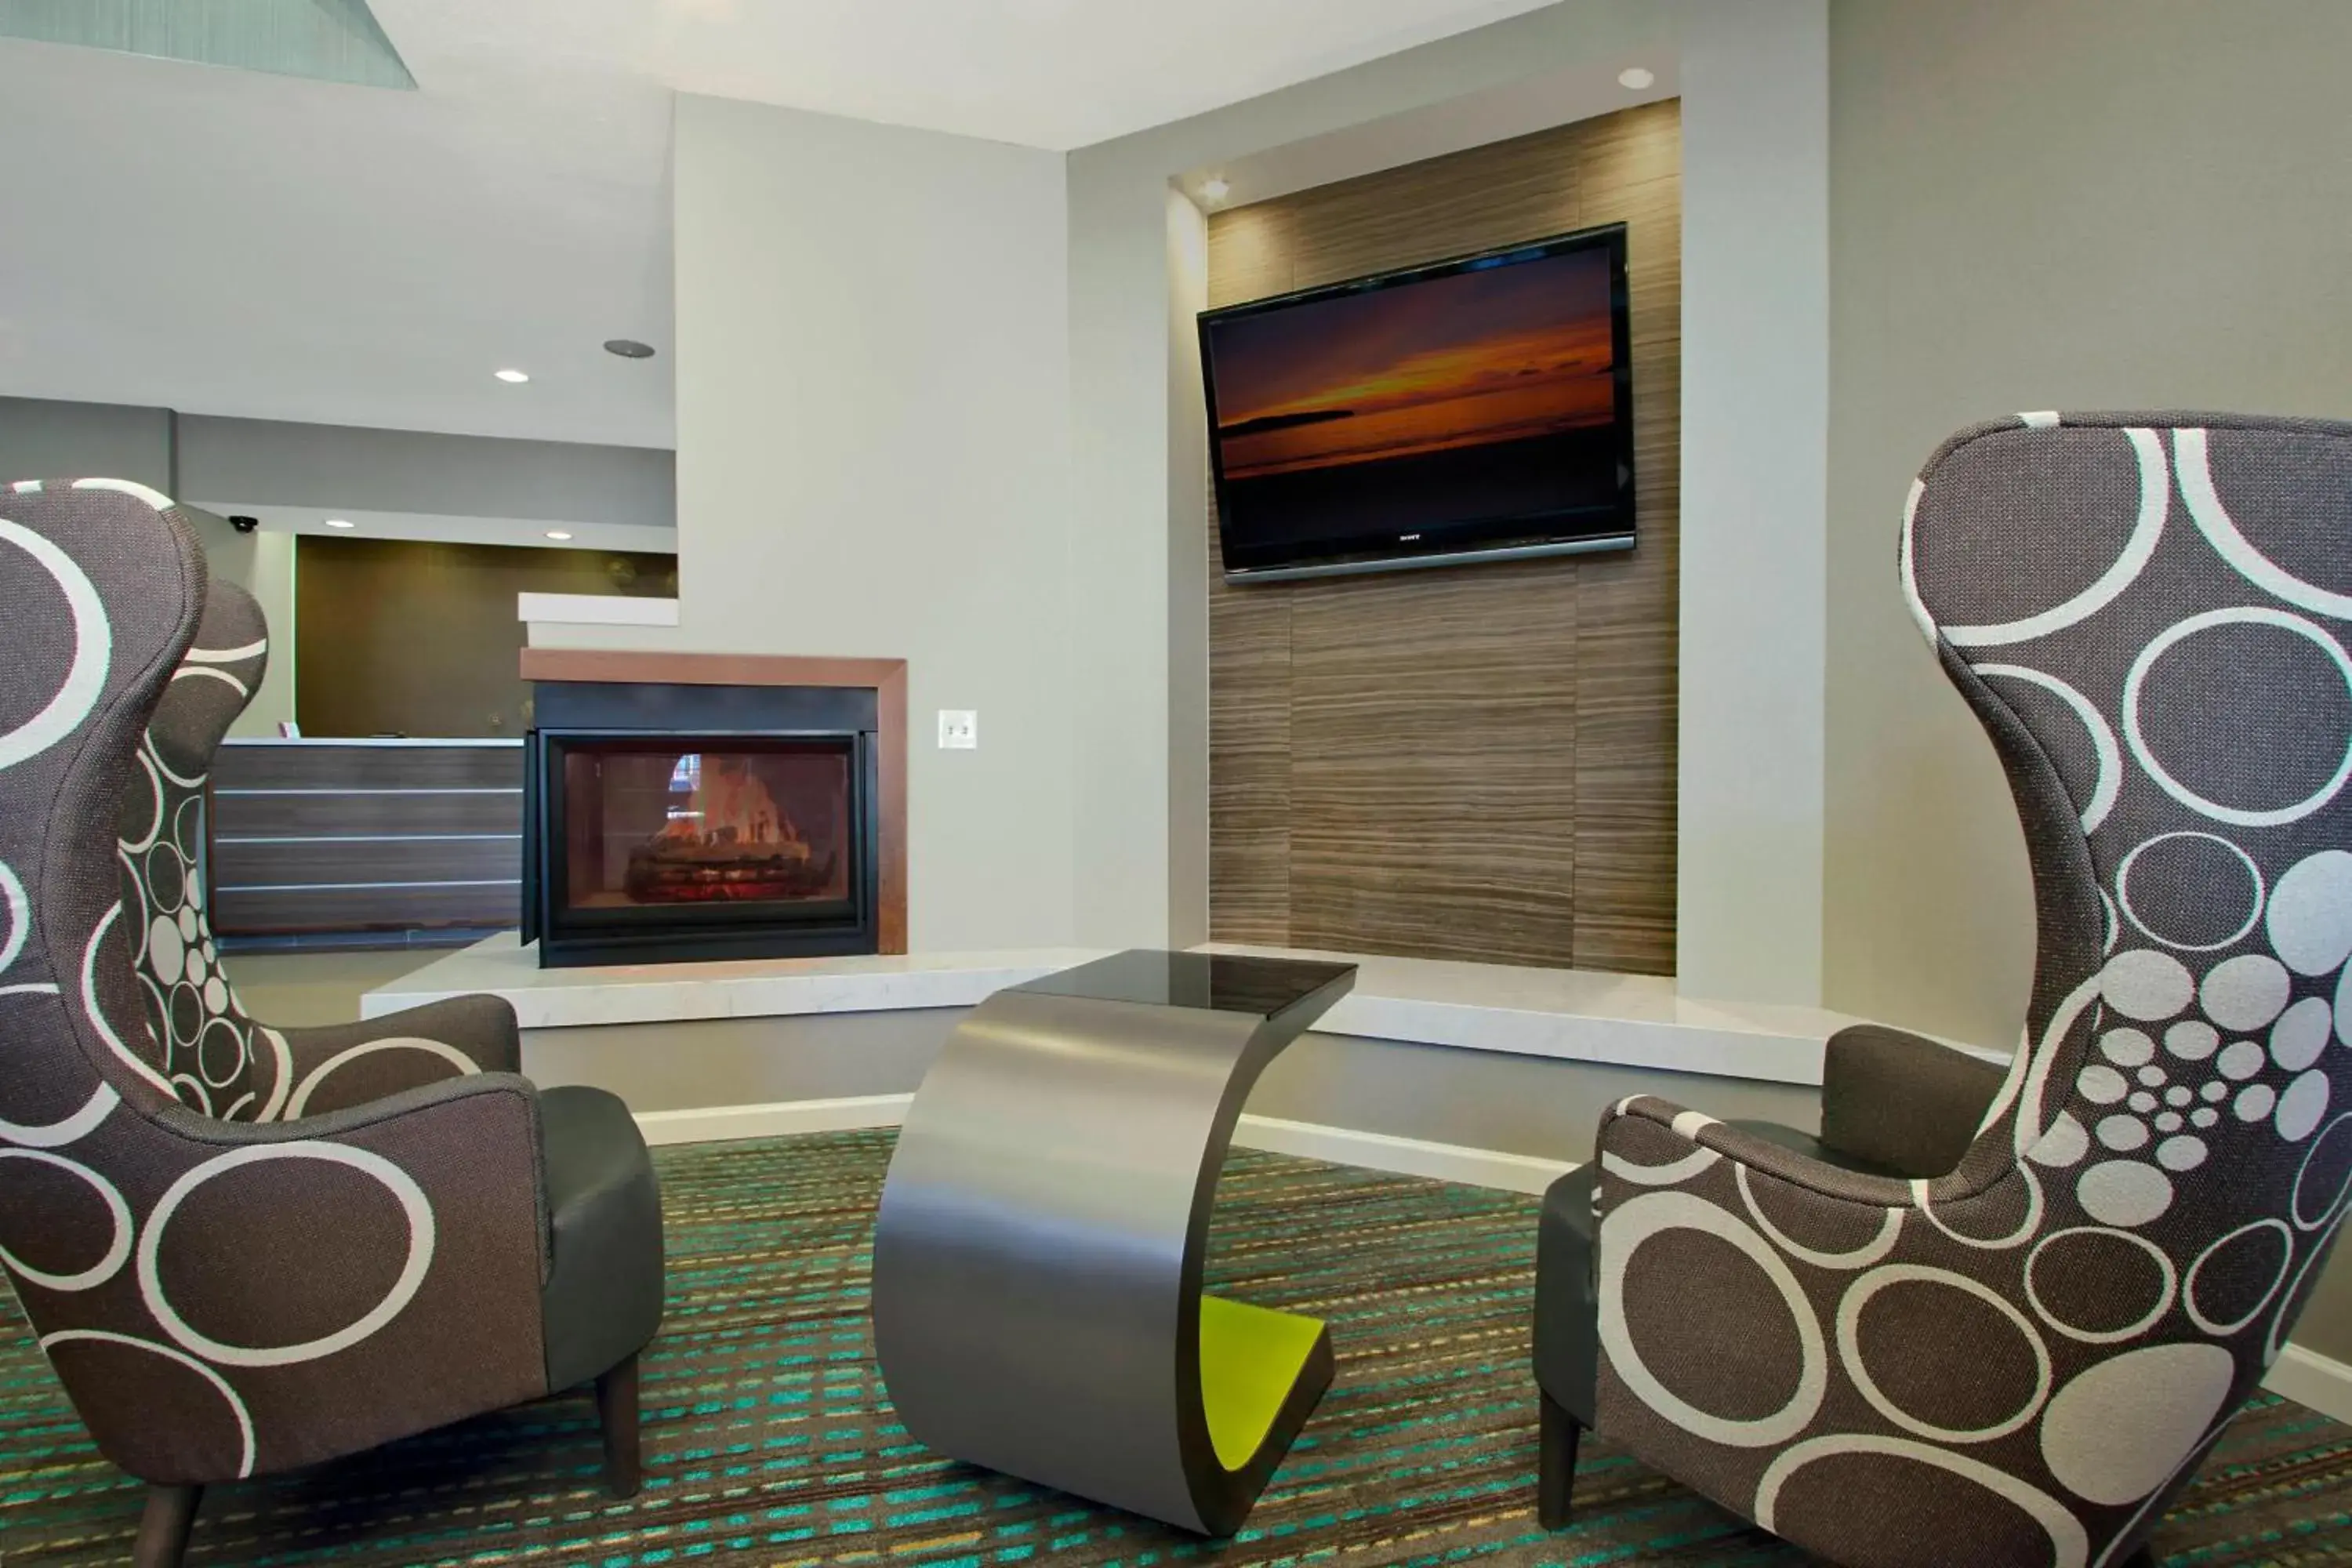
[325,518,354,529]
[1201,177,1230,202]
[1617,66,1655,89]
[545,530,574,541]
[495,368,530,383]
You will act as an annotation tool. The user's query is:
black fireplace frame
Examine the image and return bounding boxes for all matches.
[524,724,882,968]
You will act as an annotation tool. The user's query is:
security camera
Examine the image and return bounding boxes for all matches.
[229,515,260,534]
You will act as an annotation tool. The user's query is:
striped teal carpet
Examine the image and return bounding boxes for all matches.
[3,1130,2349,1564]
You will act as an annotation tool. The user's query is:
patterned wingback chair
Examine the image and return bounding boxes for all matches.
[0,481,665,1568]
[1533,414,2352,1568]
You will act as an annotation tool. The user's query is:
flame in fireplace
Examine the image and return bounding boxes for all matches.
[656,754,808,856]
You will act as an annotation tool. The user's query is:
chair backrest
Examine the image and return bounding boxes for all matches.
[1906,412,2352,1548]
[2,478,205,1131]
[118,570,292,1120]
[0,481,252,1467]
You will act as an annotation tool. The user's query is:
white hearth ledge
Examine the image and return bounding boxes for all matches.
[517,592,679,627]
[1202,942,1860,1085]
[364,935,1868,1086]
[361,935,1106,1031]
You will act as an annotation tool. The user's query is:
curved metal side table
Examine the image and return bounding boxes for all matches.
[872,949,1357,1534]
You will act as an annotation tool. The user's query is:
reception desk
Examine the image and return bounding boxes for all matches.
[207,738,524,937]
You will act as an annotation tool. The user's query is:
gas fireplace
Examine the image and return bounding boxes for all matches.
[521,670,894,967]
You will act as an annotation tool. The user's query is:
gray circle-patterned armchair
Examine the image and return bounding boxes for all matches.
[0,480,666,1567]
[1535,413,2352,1567]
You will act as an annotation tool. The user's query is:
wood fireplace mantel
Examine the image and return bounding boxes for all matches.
[521,648,908,954]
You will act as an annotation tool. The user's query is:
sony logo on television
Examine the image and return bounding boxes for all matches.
[1399,532,1422,542]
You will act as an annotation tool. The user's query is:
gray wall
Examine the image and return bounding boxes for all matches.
[1824,0,2352,1047]
[0,395,172,489]
[177,414,673,528]
[1251,1033,1820,1163]
[192,515,296,736]
[1,396,675,528]
[1824,0,2352,1360]
[665,96,1079,952]
[523,1012,954,1111]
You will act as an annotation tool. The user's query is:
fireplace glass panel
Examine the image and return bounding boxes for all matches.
[556,738,856,923]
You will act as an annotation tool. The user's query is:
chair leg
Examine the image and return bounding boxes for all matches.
[596,1352,643,1498]
[1538,1389,1581,1530]
[132,1483,201,1568]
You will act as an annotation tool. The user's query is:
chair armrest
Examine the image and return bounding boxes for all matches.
[1819,1022,2006,1181]
[260,993,523,1120]
[1588,1094,2071,1536]
[1599,1094,1916,1210]
[136,1075,551,1480]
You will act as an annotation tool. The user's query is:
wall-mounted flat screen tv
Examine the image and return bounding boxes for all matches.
[1199,223,1634,583]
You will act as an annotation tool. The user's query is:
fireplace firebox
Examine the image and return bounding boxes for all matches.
[524,677,885,966]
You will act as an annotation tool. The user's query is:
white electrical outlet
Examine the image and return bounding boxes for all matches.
[938,710,978,750]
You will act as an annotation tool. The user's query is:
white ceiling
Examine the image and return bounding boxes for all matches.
[0,0,1558,450]
[0,34,679,448]
[387,0,1563,153]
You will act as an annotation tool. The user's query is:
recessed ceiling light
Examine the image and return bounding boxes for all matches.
[495,368,530,383]
[1617,66,1655,89]
[325,518,354,529]
[604,339,657,359]
[1201,177,1230,202]
[545,529,574,541]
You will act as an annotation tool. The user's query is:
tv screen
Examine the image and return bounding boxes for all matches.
[1199,224,1634,583]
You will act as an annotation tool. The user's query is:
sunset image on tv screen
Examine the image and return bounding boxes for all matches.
[1203,242,1622,559]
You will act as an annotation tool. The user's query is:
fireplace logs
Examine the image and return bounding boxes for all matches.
[625,756,844,902]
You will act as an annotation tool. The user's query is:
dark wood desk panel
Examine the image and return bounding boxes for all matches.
[210,790,524,840]
[212,882,521,935]
[220,837,522,887]
[213,744,524,792]
[207,741,523,937]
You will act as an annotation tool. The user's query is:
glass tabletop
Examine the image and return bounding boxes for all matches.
[1013,949,1356,1018]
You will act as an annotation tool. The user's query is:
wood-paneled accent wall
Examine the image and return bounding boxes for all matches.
[1206,101,1680,974]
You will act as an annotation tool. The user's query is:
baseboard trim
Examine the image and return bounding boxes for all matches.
[2263,1341,2352,1424]
[633,1093,914,1145]
[631,1095,1576,1195]
[1230,1113,1576,1195]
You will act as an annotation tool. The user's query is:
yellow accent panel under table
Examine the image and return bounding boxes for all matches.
[1199,1294,1326,1472]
